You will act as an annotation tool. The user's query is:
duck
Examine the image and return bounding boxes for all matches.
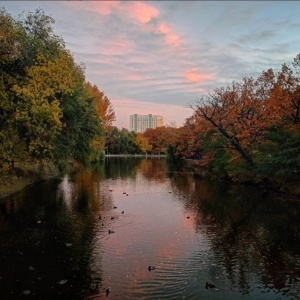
[113,206,117,209]
[205,282,216,289]
[111,217,115,220]
[108,229,115,234]
[105,287,111,296]
[148,266,156,271]
[121,210,124,214]
[187,216,190,219]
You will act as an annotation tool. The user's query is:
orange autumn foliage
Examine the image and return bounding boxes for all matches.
[186,55,300,166]
[85,82,116,132]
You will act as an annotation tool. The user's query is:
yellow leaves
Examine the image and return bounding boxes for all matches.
[20,52,76,99]
[136,133,151,153]
[9,52,78,157]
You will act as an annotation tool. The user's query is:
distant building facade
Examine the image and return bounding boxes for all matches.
[129,114,163,133]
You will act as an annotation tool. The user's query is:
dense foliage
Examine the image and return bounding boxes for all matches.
[105,127,148,154]
[0,8,114,174]
[173,55,300,182]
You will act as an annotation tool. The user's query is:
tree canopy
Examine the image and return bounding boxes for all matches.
[0,8,114,173]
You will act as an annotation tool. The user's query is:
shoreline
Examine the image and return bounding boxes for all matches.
[0,174,58,201]
[1,157,300,201]
[0,160,60,200]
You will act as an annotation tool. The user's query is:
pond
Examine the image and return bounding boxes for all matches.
[0,157,300,299]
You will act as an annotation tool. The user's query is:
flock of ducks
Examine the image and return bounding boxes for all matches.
[98,187,216,297]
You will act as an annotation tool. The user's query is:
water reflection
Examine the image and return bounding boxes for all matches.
[0,157,300,299]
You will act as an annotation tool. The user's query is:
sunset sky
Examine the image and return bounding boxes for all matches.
[2,1,300,129]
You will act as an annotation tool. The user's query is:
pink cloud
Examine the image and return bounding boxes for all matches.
[101,38,134,56]
[184,70,213,82]
[66,1,120,15]
[124,2,159,24]
[67,1,159,24]
[126,74,146,81]
[157,23,181,47]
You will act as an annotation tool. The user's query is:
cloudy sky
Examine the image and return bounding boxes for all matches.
[2,1,300,128]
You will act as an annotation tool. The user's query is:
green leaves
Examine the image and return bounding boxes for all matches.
[0,8,108,173]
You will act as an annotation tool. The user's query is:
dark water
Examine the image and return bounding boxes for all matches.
[1,158,300,300]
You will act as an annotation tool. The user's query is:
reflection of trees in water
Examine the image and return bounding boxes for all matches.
[202,189,300,296]
[103,157,143,179]
[139,158,167,182]
[101,157,168,183]
[0,180,103,299]
[70,168,109,212]
[169,174,300,297]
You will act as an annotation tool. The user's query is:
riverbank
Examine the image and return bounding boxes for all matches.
[185,159,300,197]
[105,154,167,157]
[0,160,59,200]
[0,155,165,199]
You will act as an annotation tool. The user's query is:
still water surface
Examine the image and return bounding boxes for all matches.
[1,158,300,299]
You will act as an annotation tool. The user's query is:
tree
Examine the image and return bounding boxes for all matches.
[0,8,104,173]
[85,83,115,132]
[0,8,24,65]
[11,51,76,158]
[136,133,151,153]
[105,127,146,154]
[84,83,116,160]
[191,77,279,167]
[143,126,179,154]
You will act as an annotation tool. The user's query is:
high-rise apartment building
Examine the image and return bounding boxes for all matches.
[129,114,163,133]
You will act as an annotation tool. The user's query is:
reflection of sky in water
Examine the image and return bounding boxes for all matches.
[81,161,214,299]
[57,175,74,209]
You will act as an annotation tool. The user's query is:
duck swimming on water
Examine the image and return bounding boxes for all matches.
[148,266,156,271]
[205,282,216,289]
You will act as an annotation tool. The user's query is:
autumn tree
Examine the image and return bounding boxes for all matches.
[84,83,116,160]
[268,61,300,129]
[191,76,282,167]
[12,51,76,158]
[175,115,206,160]
[0,8,104,173]
[136,133,151,153]
[143,126,179,154]
[85,82,115,132]
[184,53,300,180]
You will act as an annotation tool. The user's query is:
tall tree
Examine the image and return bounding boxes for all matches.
[85,83,115,132]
